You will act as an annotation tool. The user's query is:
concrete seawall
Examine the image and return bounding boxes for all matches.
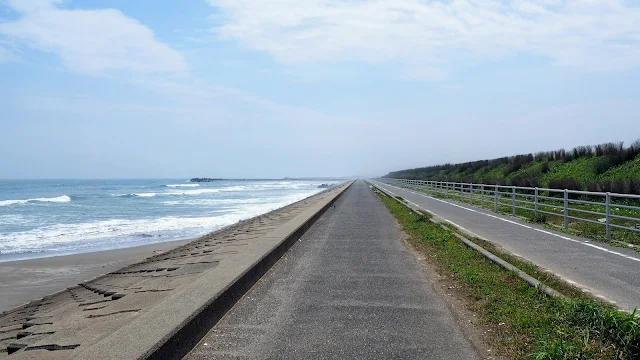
[0,182,352,359]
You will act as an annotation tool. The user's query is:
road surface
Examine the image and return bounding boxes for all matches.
[372,180,640,312]
[186,180,479,359]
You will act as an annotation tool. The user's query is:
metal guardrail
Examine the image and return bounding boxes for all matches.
[379,178,640,241]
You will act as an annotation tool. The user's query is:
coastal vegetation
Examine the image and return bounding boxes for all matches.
[384,140,640,195]
[375,189,640,359]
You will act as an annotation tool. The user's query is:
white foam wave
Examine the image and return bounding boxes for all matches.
[0,215,28,225]
[0,199,28,206]
[115,189,222,198]
[225,182,321,191]
[135,193,158,198]
[113,182,320,199]
[190,183,319,193]
[0,195,71,207]
[166,189,221,196]
[165,184,199,188]
[160,183,321,198]
[0,190,321,255]
[162,198,264,206]
[167,182,321,194]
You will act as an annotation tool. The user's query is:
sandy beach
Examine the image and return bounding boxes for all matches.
[0,239,192,313]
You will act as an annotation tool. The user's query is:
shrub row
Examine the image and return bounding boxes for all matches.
[385,139,640,191]
[533,140,640,164]
[586,179,640,195]
[456,178,640,195]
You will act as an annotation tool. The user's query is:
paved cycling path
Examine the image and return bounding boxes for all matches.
[371,180,640,312]
[186,181,479,360]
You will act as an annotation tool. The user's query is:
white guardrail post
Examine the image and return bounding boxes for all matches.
[512,186,516,215]
[563,189,569,229]
[481,184,485,209]
[494,186,499,212]
[469,184,473,204]
[534,187,539,217]
[606,192,611,240]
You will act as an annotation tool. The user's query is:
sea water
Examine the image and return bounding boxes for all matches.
[0,179,329,261]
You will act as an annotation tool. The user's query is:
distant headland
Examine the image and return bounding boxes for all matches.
[190,178,224,182]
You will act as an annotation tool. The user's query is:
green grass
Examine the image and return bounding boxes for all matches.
[540,158,601,184]
[507,161,546,180]
[601,156,640,180]
[464,157,604,185]
[376,190,640,359]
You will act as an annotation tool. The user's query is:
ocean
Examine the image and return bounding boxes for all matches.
[0,179,331,262]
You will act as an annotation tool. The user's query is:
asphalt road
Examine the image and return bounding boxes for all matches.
[185,180,479,360]
[372,180,640,312]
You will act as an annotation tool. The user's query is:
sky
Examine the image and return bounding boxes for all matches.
[0,0,639,179]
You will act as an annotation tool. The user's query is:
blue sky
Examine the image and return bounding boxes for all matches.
[1,0,639,179]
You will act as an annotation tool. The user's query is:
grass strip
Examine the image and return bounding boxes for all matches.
[375,189,640,359]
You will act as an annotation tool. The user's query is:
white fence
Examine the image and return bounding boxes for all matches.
[380,178,640,241]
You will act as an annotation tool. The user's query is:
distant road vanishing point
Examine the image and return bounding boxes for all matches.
[0,181,484,359]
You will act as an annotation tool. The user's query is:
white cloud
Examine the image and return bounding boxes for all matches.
[0,0,187,75]
[0,41,15,62]
[206,0,640,76]
[0,49,9,62]
[4,0,62,13]
[129,77,355,128]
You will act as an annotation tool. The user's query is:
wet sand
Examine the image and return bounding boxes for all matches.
[0,239,192,313]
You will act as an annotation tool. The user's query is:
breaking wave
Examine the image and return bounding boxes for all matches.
[0,195,71,207]
[0,190,320,256]
[112,182,323,200]
[115,189,222,198]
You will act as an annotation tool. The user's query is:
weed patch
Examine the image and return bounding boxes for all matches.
[376,191,639,359]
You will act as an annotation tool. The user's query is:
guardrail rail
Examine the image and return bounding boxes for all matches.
[379,178,640,243]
